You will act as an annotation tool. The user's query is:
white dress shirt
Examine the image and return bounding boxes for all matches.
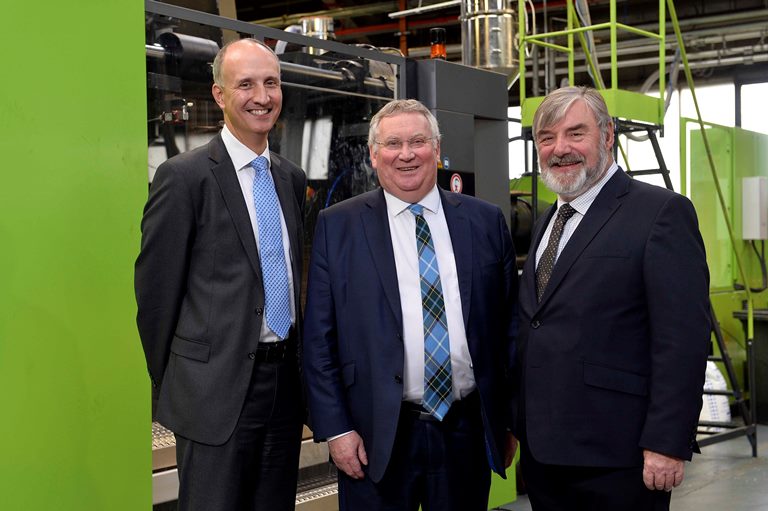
[220,126,296,342]
[384,185,476,403]
[535,161,619,268]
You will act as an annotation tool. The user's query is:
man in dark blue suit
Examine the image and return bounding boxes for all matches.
[513,86,710,510]
[303,99,518,510]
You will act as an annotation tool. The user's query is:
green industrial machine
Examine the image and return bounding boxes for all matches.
[0,1,150,510]
[684,120,768,391]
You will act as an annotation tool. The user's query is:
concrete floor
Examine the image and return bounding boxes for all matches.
[498,425,768,511]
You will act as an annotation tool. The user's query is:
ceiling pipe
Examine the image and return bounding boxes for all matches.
[389,0,461,19]
[252,1,396,28]
[335,15,459,39]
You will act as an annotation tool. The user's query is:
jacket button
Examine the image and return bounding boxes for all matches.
[255,307,264,315]
[248,352,256,360]
[531,320,541,329]
[394,374,403,384]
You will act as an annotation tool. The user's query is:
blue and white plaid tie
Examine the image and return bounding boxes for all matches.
[409,204,453,420]
[251,156,291,339]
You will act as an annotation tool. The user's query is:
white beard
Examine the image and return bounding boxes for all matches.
[540,146,611,198]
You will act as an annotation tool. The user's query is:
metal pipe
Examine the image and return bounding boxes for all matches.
[253,2,397,28]
[334,16,459,40]
[389,0,461,19]
[527,51,768,77]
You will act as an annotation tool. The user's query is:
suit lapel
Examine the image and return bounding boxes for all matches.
[536,169,630,308]
[441,189,472,328]
[361,189,403,329]
[208,135,263,281]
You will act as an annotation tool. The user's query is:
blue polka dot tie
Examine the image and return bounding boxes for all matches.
[409,204,453,421]
[251,156,291,339]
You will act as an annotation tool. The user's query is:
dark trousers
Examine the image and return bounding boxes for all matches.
[174,349,303,511]
[338,392,491,511]
[521,438,672,511]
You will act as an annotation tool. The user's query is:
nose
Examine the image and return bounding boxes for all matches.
[250,83,270,104]
[397,142,416,160]
[552,135,570,156]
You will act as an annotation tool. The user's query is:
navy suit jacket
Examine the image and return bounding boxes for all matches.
[135,134,306,445]
[303,187,517,483]
[514,169,710,467]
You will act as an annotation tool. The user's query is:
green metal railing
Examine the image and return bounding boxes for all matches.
[517,0,666,127]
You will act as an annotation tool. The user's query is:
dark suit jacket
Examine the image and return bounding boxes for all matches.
[303,187,517,483]
[514,169,710,467]
[135,134,306,445]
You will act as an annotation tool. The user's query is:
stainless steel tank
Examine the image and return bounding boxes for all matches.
[461,0,519,88]
[300,16,335,55]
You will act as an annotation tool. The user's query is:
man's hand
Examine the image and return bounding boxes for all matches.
[504,432,518,468]
[642,449,684,491]
[329,431,368,479]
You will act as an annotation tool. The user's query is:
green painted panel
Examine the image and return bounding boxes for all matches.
[489,450,519,508]
[732,128,768,291]
[689,126,734,290]
[0,1,149,510]
[685,121,768,392]
[521,89,663,127]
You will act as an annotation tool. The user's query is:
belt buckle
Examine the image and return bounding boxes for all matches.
[269,342,289,362]
[272,344,287,361]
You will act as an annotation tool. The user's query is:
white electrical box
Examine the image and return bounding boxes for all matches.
[742,176,768,240]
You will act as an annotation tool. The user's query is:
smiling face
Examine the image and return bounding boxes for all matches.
[536,99,614,201]
[369,111,440,204]
[212,40,282,154]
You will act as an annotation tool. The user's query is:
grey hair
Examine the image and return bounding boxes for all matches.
[212,38,279,87]
[368,99,441,152]
[533,86,613,142]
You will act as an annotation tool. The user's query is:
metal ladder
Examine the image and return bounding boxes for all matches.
[697,305,758,456]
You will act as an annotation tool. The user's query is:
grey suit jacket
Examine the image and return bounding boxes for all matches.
[135,133,306,445]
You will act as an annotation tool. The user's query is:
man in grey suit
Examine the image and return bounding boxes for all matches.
[135,38,306,510]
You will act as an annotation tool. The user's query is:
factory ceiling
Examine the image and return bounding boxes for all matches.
[156,0,768,99]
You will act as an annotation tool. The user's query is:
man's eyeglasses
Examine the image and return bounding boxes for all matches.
[374,137,434,152]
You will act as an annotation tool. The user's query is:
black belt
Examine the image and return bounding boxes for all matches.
[401,391,479,423]
[253,340,294,363]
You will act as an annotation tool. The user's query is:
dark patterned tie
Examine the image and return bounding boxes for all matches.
[535,203,577,302]
[409,204,453,420]
[251,156,291,339]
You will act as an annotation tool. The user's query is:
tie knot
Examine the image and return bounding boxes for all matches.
[251,156,269,174]
[408,204,424,217]
[557,203,576,221]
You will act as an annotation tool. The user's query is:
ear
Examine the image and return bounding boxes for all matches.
[369,144,379,170]
[212,83,225,109]
[604,120,615,150]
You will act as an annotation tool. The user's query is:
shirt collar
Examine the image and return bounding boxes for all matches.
[220,125,271,172]
[558,161,619,215]
[383,185,441,217]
